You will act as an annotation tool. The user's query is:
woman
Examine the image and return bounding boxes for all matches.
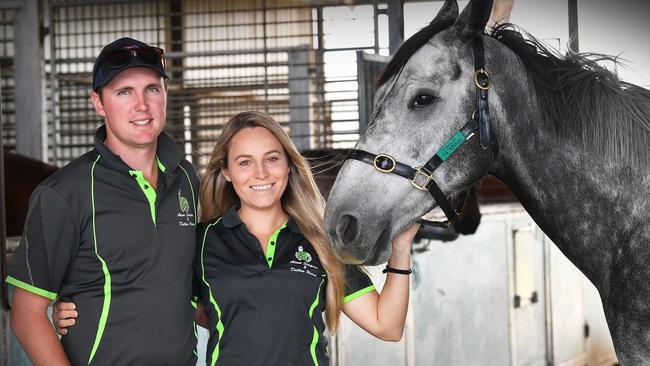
[55,111,418,365]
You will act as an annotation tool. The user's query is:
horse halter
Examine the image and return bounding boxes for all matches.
[346,36,496,227]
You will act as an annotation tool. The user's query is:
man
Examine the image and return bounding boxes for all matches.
[6,38,199,365]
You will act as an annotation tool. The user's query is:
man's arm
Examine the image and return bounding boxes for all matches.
[11,288,70,366]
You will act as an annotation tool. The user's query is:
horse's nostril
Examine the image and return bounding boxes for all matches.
[337,214,359,244]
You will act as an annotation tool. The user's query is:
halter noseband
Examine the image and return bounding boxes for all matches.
[346,36,496,227]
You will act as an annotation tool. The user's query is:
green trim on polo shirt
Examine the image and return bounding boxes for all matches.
[343,284,376,304]
[309,278,325,366]
[201,219,225,366]
[5,276,57,300]
[89,155,112,364]
[156,156,166,172]
[129,170,157,226]
[265,222,286,268]
[191,298,199,356]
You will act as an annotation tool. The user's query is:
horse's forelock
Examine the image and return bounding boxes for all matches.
[376,8,457,88]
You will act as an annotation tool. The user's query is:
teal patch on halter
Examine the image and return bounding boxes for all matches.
[436,131,466,161]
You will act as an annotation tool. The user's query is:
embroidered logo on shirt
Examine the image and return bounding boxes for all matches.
[177,189,195,227]
[290,246,321,278]
[178,190,190,213]
[295,246,312,262]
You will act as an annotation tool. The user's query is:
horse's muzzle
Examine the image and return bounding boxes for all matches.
[329,212,392,265]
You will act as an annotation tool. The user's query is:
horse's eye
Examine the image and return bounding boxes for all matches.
[411,94,436,108]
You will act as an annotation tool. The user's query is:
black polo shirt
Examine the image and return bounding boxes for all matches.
[6,125,199,365]
[196,205,376,366]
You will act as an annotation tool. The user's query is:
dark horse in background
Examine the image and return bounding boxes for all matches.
[1,151,57,308]
[325,0,650,363]
[3,151,58,236]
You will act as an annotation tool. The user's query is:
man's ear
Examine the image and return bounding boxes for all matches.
[90,91,106,118]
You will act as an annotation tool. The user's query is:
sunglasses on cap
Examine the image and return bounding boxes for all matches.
[100,46,166,69]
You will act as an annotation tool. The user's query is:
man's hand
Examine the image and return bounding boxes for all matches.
[52,301,78,336]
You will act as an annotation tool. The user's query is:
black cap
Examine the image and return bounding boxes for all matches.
[92,37,169,91]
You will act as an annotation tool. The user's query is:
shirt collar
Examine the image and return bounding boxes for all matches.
[94,124,184,172]
[222,204,302,235]
[222,205,244,228]
[286,217,302,234]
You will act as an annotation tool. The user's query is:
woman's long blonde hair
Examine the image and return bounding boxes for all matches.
[200,111,345,332]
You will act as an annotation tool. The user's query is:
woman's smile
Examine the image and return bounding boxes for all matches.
[250,183,275,191]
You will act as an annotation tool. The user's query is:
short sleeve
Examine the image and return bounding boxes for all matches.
[343,265,376,304]
[6,184,79,300]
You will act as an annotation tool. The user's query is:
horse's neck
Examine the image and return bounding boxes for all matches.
[493,113,648,293]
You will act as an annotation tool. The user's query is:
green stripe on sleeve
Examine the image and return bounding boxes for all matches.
[343,284,376,304]
[5,276,57,300]
[88,155,112,365]
[201,220,225,366]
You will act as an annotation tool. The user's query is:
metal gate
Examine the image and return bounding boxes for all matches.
[46,0,394,170]
[0,3,15,152]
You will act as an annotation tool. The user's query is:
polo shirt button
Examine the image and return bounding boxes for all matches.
[143,185,149,189]
[267,257,272,261]
[130,173,137,177]
[270,241,275,246]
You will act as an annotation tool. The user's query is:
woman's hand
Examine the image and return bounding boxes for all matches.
[392,224,420,248]
[342,223,420,341]
[388,223,420,267]
[52,301,78,336]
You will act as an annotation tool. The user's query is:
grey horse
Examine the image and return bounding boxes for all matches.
[324,0,650,363]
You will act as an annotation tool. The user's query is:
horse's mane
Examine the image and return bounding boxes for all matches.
[491,23,650,168]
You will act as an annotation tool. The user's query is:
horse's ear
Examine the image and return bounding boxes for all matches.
[432,0,459,27]
[452,0,493,41]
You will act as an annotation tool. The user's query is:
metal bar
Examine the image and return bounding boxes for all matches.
[315,6,326,146]
[568,0,579,52]
[50,2,59,165]
[0,50,9,311]
[162,45,377,58]
[14,0,44,160]
[387,0,404,54]
[0,83,8,366]
[262,0,269,111]
[51,14,317,29]
[544,238,555,364]
[51,0,383,11]
[373,1,379,54]
[289,46,311,150]
[0,61,10,310]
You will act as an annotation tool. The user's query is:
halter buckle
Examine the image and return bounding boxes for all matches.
[410,167,433,191]
[474,68,490,90]
[373,154,396,173]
